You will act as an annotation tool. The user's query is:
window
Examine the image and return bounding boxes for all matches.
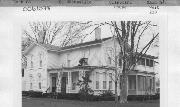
[103,81,106,89]
[30,83,33,89]
[96,72,100,89]
[150,78,152,90]
[108,57,111,64]
[146,59,150,66]
[109,81,112,90]
[30,55,33,68]
[29,74,33,89]
[39,53,43,67]
[128,76,136,90]
[150,60,154,67]
[22,69,24,77]
[66,77,68,84]
[138,58,145,65]
[71,72,79,90]
[96,81,99,89]
[103,72,107,89]
[109,73,112,89]
[67,60,71,67]
[39,82,41,89]
[37,73,41,89]
[119,59,122,66]
[109,73,112,81]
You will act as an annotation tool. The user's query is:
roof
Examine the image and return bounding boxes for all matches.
[60,37,111,51]
[47,65,115,71]
[38,37,112,52]
[24,37,112,55]
[134,52,158,59]
[24,37,158,59]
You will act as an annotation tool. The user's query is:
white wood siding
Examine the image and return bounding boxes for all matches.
[24,45,48,92]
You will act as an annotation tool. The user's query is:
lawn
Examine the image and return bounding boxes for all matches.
[22,97,160,107]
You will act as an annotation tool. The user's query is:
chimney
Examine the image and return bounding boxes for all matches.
[95,28,101,40]
[38,30,44,43]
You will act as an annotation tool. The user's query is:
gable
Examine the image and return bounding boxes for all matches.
[24,42,47,56]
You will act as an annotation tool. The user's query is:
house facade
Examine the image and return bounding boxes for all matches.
[23,34,157,96]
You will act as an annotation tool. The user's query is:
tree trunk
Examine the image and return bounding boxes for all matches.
[115,81,118,107]
[120,75,128,103]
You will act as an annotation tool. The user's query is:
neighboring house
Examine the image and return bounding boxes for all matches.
[23,30,157,95]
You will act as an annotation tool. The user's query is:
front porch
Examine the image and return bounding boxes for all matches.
[48,68,92,94]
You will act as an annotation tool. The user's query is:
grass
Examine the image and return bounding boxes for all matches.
[22,97,160,107]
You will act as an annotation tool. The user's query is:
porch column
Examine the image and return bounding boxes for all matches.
[47,73,51,93]
[79,70,84,81]
[127,76,128,95]
[68,72,72,92]
[56,71,63,93]
[153,77,156,93]
[136,75,138,95]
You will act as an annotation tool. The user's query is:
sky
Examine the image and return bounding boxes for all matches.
[22,20,159,57]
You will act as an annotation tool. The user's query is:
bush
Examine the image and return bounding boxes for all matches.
[77,72,94,101]
[22,91,43,98]
[100,90,114,97]
[29,91,43,97]
[98,90,114,101]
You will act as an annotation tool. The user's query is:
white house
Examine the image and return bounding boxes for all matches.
[23,30,157,96]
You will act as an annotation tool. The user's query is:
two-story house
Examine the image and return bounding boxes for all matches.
[23,29,157,96]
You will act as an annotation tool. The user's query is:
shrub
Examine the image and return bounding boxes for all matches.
[22,91,47,98]
[77,72,94,101]
[98,90,114,101]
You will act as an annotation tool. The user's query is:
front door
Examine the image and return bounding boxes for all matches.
[52,77,56,92]
[61,77,66,94]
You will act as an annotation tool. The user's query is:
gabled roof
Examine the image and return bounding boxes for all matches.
[59,37,112,51]
[24,37,112,55]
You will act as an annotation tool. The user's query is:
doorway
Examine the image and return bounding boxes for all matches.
[61,77,66,94]
[52,77,56,92]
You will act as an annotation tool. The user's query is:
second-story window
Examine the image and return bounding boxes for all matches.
[150,60,154,67]
[67,53,70,67]
[39,53,43,67]
[30,55,33,68]
[138,58,145,65]
[108,57,111,64]
[67,60,71,67]
[22,69,24,77]
[146,59,150,66]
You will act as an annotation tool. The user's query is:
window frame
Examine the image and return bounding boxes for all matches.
[30,55,34,68]
[39,52,43,67]
[150,60,154,67]
[96,72,100,89]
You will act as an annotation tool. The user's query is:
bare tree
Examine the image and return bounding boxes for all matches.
[90,21,159,104]
[22,21,92,46]
[22,21,92,69]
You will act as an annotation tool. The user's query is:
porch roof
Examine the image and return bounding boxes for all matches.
[47,65,116,71]
[131,70,156,75]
